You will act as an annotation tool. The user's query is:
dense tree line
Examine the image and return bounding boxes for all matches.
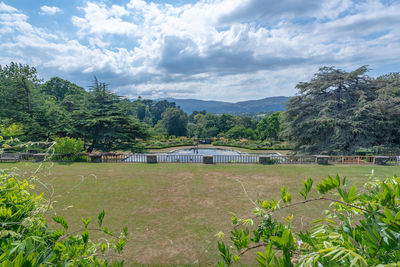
[129,98,281,140]
[0,62,280,152]
[0,63,148,151]
[3,62,396,155]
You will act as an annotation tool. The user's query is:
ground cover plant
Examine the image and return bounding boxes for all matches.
[1,162,399,266]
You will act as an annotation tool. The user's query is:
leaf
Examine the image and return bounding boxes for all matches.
[299,178,313,199]
[395,210,400,221]
[347,185,357,202]
[81,217,92,228]
[53,216,68,230]
[123,227,128,237]
[231,215,238,225]
[98,210,105,227]
[338,187,348,203]
[281,186,292,203]
[82,230,89,244]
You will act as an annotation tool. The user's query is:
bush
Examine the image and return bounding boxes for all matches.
[53,137,88,162]
[0,169,127,265]
[54,137,85,154]
[217,174,400,266]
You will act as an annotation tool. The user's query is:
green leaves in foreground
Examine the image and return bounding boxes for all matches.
[0,169,128,266]
[217,174,400,266]
[53,215,68,230]
[299,178,313,199]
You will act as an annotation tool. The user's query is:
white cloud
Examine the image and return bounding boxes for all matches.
[72,3,136,36]
[39,5,62,16]
[1,0,400,101]
[0,1,18,13]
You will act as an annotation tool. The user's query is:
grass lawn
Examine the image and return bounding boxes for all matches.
[1,162,400,266]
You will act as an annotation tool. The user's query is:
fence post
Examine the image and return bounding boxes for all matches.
[259,156,272,165]
[89,154,102,163]
[203,156,213,164]
[146,155,157,163]
[316,156,329,165]
[375,156,389,165]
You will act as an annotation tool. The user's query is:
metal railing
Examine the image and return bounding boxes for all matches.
[213,155,259,164]
[156,154,203,163]
[1,152,399,165]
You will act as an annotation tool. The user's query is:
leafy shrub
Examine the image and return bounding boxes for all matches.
[53,137,88,162]
[212,140,292,151]
[0,123,24,138]
[217,174,400,266]
[0,169,127,265]
[54,137,85,154]
[0,123,24,153]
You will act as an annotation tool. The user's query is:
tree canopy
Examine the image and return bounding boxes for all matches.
[282,66,400,155]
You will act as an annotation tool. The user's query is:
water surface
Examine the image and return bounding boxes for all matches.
[169,148,241,155]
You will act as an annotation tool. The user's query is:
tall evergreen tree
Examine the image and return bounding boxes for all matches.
[0,63,41,124]
[282,66,379,154]
[40,77,86,102]
[71,78,148,151]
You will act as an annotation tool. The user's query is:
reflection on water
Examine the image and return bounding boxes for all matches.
[169,148,241,155]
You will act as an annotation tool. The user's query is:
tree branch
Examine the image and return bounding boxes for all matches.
[58,228,121,240]
[279,197,371,214]
[240,243,269,256]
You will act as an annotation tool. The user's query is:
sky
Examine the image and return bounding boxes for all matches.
[0,0,399,102]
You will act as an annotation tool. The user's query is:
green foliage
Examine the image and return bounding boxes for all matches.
[212,139,291,150]
[0,64,149,151]
[54,136,85,154]
[0,169,127,266]
[217,173,400,266]
[0,124,24,153]
[157,108,188,136]
[256,112,282,141]
[40,76,86,102]
[53,137,88,162]
[71,77,149,152]
[142,136,193,149]
[225,126,256,140]
[0,123,24,138]
[282,66,400,155]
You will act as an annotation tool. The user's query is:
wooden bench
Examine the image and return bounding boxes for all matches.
[0,153,20,162]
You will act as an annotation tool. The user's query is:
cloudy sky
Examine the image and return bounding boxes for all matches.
[1,0,399,101]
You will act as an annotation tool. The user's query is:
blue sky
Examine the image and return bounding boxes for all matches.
[1,0,399,101]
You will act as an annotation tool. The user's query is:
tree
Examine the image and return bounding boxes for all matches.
[281,66,379,154]
[40,77,86,102]
[0,62,41,126]
[71,78,148,151]
[372,73,400,152]
[256,112,282,140]
[239,116,258,130]
[225,126,255,140]
[193,113,219,138]
[150,100,176,125]
[158,108,188,136]
[189,110,207,123]
[217,174,400,266]
[218,114,238,133]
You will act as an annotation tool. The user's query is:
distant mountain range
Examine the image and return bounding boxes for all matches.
[161,96,289,115]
